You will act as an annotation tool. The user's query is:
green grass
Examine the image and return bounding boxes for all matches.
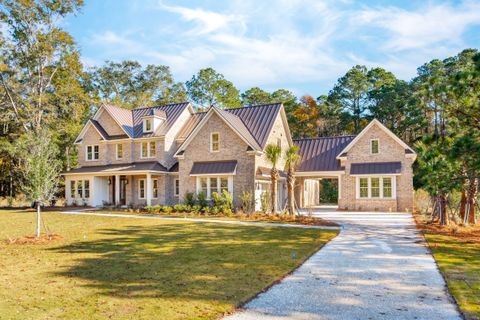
[0,210,337,320]
[424,233,480,320]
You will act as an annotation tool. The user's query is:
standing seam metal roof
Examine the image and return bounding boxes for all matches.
[294,136,356,172]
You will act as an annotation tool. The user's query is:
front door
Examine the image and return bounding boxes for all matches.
[119,176,127,205]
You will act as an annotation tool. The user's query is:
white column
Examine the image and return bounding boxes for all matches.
[146,173,152,206]
[115,174,120,205]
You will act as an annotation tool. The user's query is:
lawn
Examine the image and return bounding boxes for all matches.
[0,210,338,320]
[416,215,480,320]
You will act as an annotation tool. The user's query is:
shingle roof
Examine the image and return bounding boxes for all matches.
[294,136,355,172]
[62,162,168,174]
[350,162,402,175]
[190,160,238,175]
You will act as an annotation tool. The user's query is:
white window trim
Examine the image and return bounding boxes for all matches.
[138,179,146,199]
[355,176,396,200]
[143,118,153,133]
[152,179,158,199]
[115,143,123,160]
[140,141,156,159]
[69,179,90,199]
[210,132,220,152]
[174,179,180,197]
[85,145,99,161]
[370,139,379,155]
[196,176,233,199]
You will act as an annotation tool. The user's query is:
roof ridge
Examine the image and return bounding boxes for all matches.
[224,102,282,111]
[294,135,356,141]
[132,101,190,111]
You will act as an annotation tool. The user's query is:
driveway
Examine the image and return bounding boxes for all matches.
[225,211,462,320]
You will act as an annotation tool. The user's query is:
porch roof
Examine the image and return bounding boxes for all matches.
[256,166,287,179]
[190,160,237,176]
[62,161,168,175]
[350,162,402,175]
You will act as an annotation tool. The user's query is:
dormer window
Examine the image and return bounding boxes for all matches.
[143,118,153,133]
[370,139,379,154]
[211,132,219,152]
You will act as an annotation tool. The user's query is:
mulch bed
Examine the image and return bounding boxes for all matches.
[4,234,64,245]
[414,213,480,243]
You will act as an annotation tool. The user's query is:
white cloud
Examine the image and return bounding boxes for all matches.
[357,1,480,51]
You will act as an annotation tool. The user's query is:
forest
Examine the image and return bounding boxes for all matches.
[0,0,479,224]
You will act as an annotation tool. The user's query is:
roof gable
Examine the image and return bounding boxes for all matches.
[336,119,415,159]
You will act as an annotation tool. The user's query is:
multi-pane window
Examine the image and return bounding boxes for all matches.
[77,180,83,198]
[70,180,76,198]
[220,178,228,193]
[86,145,99,161]
[175,179,180,196]
[143,119,152,132]
[371,178,380,198]
[383,177,392,198]
[357,176,395,199]
[211,132,219,152]
[371,139,379,154]
[84,180,90,198]
[141,141,156,158]
[152,179,158,198]
[138,179,145,199]
[200,178,208,195]
[116,144,123,160]
[359,178,369,198]
[196,177,232,198]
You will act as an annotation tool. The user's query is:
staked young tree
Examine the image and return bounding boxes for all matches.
[284,145,302,216]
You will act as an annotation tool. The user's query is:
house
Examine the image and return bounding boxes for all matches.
[63,102,416,212]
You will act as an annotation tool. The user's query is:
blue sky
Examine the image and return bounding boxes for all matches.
[64,0,480,96]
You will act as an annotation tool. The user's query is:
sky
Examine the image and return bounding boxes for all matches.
[63,0,480,96]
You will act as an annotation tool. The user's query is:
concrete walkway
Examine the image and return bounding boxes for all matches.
[225,211,462,320]
[59,210,340,230]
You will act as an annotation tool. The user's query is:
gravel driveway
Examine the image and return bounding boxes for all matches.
[225,211,462,320]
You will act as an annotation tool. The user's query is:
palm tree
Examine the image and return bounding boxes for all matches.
[264,143,282,214]
[284,145,302,216]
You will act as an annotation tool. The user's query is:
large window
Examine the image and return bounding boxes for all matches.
[370,139,379,154]
[210,132,219,152]
[140,141,156,159]
[84,180,90,198]
[70,179,90,199]
[196,176,232,198]
[357,176,395,199]
[86,145,99,161]
[116,144,123,160]
[70,180,76,198]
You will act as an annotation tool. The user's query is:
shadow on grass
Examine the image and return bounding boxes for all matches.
[50,222,330,303]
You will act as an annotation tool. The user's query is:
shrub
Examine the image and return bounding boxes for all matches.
[222,190,233,210]
[192,205,202,214]
[260,191,270,214]
[240,191,254,214]
[184,192,196,207]
[163,206,173,214]
[202,206,211,215]
[153,205,162,213]
[221,205,233,216]
[197,192,208,208]
[211,192,223,207]
[174,204,185,212]
[144,206,155,213]
[212,206,220,215]
[6,196,14,207]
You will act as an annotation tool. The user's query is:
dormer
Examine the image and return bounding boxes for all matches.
[142,109,166,134]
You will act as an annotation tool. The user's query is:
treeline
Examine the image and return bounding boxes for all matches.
[0,1,479,224]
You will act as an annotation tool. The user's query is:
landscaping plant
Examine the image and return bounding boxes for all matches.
[264,143,282,214]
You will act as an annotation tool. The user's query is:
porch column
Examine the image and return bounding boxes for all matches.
[115,174,120,205]
[146,173,152,206]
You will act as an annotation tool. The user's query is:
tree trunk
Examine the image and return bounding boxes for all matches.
[36,203,41,238]
[270,168,278,214]
[467,178,477,225]
[287,170,295,216]
[440,194,449,226]
[459,190,467,221]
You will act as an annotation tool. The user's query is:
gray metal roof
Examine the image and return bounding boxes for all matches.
[216,108,262,150]
[350,162,402,175]
[90,120,129,140]
[256,166,287,178]
[62,162,168,174]
[103,104,134,137]
[294,136,355,172]
[175,112,206,141]
[132,102,190,138]
[190,160,237,175]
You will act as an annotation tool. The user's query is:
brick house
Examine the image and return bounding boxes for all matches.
[63,102,416,212]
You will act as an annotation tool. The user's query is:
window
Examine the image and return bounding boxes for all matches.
[86,145,99,161]
[371,178,380,198]
[140,141,156,158]
[371,139,379,154]
[116,144,123,160]
[70,180,76,198]
[152,179,158,198]
[77,180,83,198]
[357,176,395,199]
[84,180,90,198]
[143,118,152,132]
[359,178,368,198]
[138,179,145,199]
[211,132,219,152]
[196,176,232,198]
[383,177,392,198]
[174,179,180,196]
